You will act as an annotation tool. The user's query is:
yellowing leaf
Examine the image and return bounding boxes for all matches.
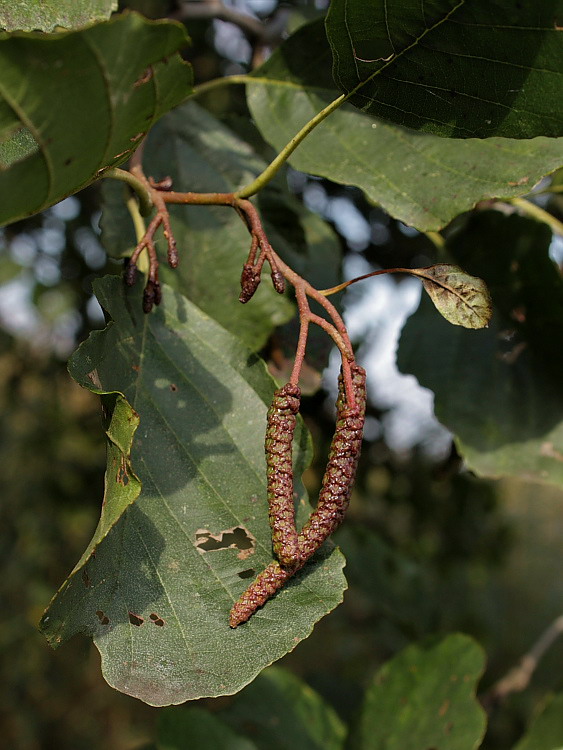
[413,264,492,329]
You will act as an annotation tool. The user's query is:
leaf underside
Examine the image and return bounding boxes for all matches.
[40,277,346,705]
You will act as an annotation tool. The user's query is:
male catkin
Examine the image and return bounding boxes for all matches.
[265,384,302,567]
[229,365,366,627]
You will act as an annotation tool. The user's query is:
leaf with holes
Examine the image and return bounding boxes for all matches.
[40,276,346,705]
[412,264,492,329]
[0,0,117,31]
[354,634,486,750]
[0,13,191,227]
[247,20,563,231]
[326,0,563,138]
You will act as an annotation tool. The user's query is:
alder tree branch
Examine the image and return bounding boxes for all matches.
[481,614,563,710]
[116,146,358,402]
[171,0,290,68]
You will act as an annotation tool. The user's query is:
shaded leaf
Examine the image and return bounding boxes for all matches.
[158,706,257,750]
[413,264,492,329]
[354,634,486,750]
[0,13,192,227]
[513,693,563,750]
[326,0,563,138]
[247,21,563,230]
[398,211,563,486]
[40,276,346,705]
[0,0,117,31]
[220,666,346,750]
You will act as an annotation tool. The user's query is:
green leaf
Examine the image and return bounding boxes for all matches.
[0,0,117,32]
[398,211,563,486]
[514,694,563,750]
[413,264,492,329]
[40,276,346,705]
[247,20,563,230]
[220,667,347,750]
[354,634,486,750]
[158,706,257,750]
[0,13,192,227]
[326,0,563,138]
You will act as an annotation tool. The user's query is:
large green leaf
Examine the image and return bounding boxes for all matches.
[354,634,486,750]
[0,0,117,31]
[514,694,563,750]
[40,276,346,705]
[326,0,563,138]
[247,21,563,230]
[0,13,192,227]
[398,211,563,486]
[220,667,346,750]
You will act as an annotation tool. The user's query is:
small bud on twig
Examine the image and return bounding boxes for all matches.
[239,263,261,303]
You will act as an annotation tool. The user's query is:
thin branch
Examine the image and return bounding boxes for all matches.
[234,94,346,199]
[192,74,251,98]
[119,152,357,393]
[482,614,563,709]
[424,230,446,252]
[510,197,563,237]
[125,195,147,245]
[172,0,264,40]
[102,167,153,216]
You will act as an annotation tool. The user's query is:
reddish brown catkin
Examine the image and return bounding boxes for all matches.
[298,364,366,558]
[229,365,366,628]
[265,384,302,567]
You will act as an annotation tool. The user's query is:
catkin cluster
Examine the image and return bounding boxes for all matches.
[230,364,366,627]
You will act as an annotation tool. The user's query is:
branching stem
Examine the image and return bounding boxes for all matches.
[102,167,154,216]
[118,150,357,400]
[234,94,346,199]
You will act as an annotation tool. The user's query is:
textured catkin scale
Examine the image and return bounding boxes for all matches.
[298,364,366,558]
[265,384,302,567]
[229,365,366,628]
[229,561,296,628]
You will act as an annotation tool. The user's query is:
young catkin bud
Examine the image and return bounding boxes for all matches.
[239,263,261,303]
[229,365,366,627]
[265,384,302,567]
[124,259,138,287]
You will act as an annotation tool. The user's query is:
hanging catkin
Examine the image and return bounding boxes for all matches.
[265,384,302,567]
[229,365,366,627]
